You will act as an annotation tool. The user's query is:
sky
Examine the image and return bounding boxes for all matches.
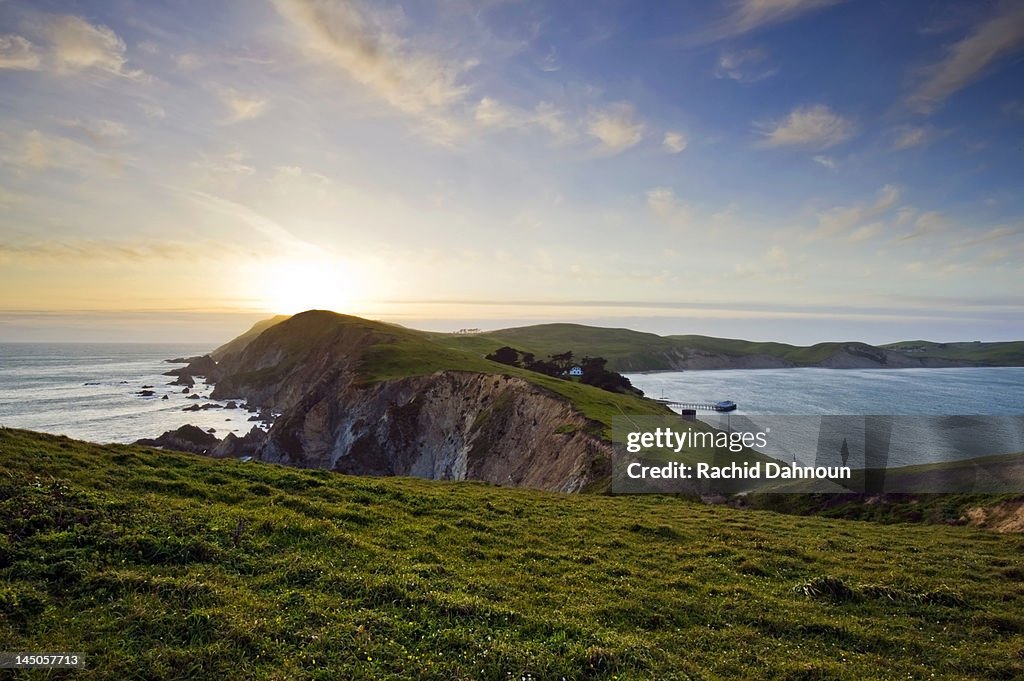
[0,0,1022,344]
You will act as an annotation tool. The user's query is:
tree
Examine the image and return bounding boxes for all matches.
[485,346,520,366]
[550,351,574,372]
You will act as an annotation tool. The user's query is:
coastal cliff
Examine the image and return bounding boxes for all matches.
[207,311,647,491]
[257,371,609,492]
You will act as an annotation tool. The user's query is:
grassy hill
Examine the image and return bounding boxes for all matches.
[431,324,1024,371]
[881,340,1024,365]
[2,428,1023,680]
[217,311,673,436]
[210,315,291,361]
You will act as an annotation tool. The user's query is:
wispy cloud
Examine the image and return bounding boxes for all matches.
[756,104,855,149]
[646,187,692,229]
[0,34,41,70]
[587,102,645,153]
[42,15,145,80]
[0,238,253,263]
[56,118,129,144]
[219,89,268,123]
[891,125,935,150]
[907,3,1024,113]
[1,15,144,79]
[271,0,470,139]
[811,184,901,239]
[696,0,844,43]
[139,102,166,119]
[473,97,570,140]
[662,131,688,154]
[812,154,836,169]
[715,48,778,82]
[901,210,952,241]
[3,130,128,174]
[190,151,256,176]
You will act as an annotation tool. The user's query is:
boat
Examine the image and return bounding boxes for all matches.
[713,400,737,412]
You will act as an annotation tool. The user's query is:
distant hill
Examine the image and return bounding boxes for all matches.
[430,323,1024,372]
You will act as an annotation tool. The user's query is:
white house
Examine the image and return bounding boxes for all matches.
[568,365,583,377]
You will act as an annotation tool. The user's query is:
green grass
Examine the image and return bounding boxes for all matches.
[2,427,1023,680]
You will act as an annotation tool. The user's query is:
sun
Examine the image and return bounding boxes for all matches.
[254,255,360,315]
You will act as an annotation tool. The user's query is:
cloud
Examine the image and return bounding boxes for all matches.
[756,104,855,149]
[891,125,934,150]
[587,103,645,153]
[220,89,268,123]
[43,15,144,79]
[190,151,256,175]
[532,102,569,138]
[56,118,129,143]
[139,102,166,119]
[472,97,571,141]
[715,48,778,82]
[952,224,1024,251]
[811,184,901,239]
[473,97,510,128]
[646,187,692,229]
[902,211,952,241]
[812,154,836,169]
[848,222,883,243]
[907,3,1024,113]
[175,52,205,71]
[698,0,844,43]
[662,131,688,154]
[4,130,127,174]
[0,239,241,263]
[271,0,469,138]
[0,34,42,70]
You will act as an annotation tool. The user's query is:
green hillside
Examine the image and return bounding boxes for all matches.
[882,340,1024,365]
[431,324,1024,371]
[1,428,1022,680]
[429,323,685,371]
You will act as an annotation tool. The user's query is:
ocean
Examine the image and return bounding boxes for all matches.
[0,343,264,444]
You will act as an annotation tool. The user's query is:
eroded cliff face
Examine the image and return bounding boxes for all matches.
[256,371,610,492]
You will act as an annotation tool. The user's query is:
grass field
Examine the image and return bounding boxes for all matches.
[2,427,1022,680]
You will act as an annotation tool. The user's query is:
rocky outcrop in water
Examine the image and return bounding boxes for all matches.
[135,424,220,454]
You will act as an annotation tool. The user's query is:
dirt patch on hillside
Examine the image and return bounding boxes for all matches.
[963,501,1024,533]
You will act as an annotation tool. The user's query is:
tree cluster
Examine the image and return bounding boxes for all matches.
[484,346,643,397]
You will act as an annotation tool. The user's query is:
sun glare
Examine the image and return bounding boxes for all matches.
[253,255,361,315]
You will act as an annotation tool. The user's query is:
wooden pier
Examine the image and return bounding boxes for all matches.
[654,399,737,412]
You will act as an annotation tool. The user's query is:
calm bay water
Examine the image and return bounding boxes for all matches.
[625,367,1024,416]
[626,368,1024,468]
[0,343,264,444]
